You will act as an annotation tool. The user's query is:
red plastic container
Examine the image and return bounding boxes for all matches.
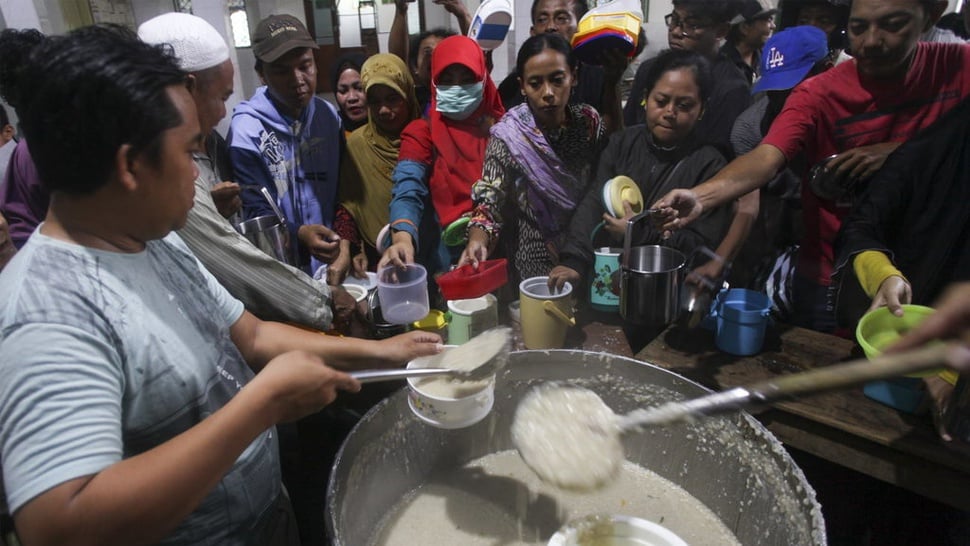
[437,259,508,300]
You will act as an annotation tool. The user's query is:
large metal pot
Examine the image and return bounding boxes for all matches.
[327,350,826,545]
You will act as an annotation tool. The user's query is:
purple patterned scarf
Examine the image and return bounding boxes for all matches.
[489,103,582,245]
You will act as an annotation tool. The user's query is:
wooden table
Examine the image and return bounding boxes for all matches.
[627,322,970,513]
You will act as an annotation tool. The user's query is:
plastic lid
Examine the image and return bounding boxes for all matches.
[442,217,470,247]
[602,176,643,217]
[412,309,448,330]
[437,259,508,300]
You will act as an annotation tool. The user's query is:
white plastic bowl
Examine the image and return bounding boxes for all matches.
[406,347,494,429]
[341,283,368,303]
[548,514,688,546]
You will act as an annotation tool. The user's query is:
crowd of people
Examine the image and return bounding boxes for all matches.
[0,0,969,544]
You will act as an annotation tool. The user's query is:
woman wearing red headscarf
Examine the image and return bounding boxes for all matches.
[379,35,504,276]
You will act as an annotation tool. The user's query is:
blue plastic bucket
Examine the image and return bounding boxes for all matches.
[714,288,772,356]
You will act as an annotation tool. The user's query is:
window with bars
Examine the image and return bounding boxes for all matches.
[172,0,192,14]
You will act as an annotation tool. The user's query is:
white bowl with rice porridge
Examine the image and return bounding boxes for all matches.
[406,346,495,429]
[548,514,687,546]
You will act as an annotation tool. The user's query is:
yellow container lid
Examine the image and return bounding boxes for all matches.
[412,309,448,331]
[576,11,641,37]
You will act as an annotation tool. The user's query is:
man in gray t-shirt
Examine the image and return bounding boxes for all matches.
[0,26,441,546]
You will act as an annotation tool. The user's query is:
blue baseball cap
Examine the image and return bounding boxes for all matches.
[752,26,829,94]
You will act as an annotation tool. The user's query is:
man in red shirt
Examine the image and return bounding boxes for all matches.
[654,0,968,331]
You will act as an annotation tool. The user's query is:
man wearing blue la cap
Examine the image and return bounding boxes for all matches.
[724,25,832,298]
[751,25,830,93]
[654,0,970,333]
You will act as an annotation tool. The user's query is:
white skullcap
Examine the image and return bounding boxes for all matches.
[138,12,230,73]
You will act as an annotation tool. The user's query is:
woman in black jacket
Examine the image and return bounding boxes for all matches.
[550,49,733,295]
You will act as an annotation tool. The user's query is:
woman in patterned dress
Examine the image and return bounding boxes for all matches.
[458,33,605,287]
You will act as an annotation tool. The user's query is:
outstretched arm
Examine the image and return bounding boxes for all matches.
[653,143,786,231]
[9,326,359,546]
[388,0,410,63]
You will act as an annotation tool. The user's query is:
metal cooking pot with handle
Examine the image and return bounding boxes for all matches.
[620,210,686,326]
[235,215,291,265]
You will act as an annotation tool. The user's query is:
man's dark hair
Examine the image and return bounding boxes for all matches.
[529,0,590,24]
[17,24,187,195]
[516,33,578,76]
[641,48,714,105]
[408,28,456,70]
[671,0,739,24]
[937,11,969,39]
[0,29,45,109]
[0,104,9,128]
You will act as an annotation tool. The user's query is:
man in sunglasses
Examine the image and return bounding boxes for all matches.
[623,0,750,157]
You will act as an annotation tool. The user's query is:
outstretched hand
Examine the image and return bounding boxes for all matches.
[378,233,415,269]
[827,142,902,185]
[298,224,341,263]
[375,330,444,367]
[870,275,912,316]
[652,189,702,233]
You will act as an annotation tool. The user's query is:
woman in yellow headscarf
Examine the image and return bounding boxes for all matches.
[330,54,421,285]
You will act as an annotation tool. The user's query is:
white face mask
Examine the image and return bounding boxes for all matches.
[434,82,484,120]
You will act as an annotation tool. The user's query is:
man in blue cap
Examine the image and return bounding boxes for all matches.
[721,26,832,301]
[654,0,970,333]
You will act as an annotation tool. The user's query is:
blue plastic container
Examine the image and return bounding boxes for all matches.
[714,288,772,356]
[863,378,926,414]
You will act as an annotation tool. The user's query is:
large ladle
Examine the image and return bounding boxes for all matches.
[513,342,968,491]
[620,342,964,428]
[350,327,511,384]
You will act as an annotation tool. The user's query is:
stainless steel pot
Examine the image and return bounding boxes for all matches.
[326,350,826,545]
[235,215,291,265]
[620,211,686,326]
[365,290,407,340]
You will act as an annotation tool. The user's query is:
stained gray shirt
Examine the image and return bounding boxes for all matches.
[0,231,279,545]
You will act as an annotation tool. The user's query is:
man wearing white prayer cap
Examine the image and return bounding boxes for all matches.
[138,12,345,333]
[139,13,233,152]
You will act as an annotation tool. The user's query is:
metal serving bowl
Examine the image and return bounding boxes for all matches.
[326,350,826,545]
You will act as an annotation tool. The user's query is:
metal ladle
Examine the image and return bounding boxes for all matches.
[512,342,965,491]
[350,327,511,384]
[240,184,287,223]
[620,342,964,429]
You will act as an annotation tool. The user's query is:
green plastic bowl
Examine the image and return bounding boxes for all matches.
[856,304,936,375]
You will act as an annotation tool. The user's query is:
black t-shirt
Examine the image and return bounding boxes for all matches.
[499,62,606,112]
